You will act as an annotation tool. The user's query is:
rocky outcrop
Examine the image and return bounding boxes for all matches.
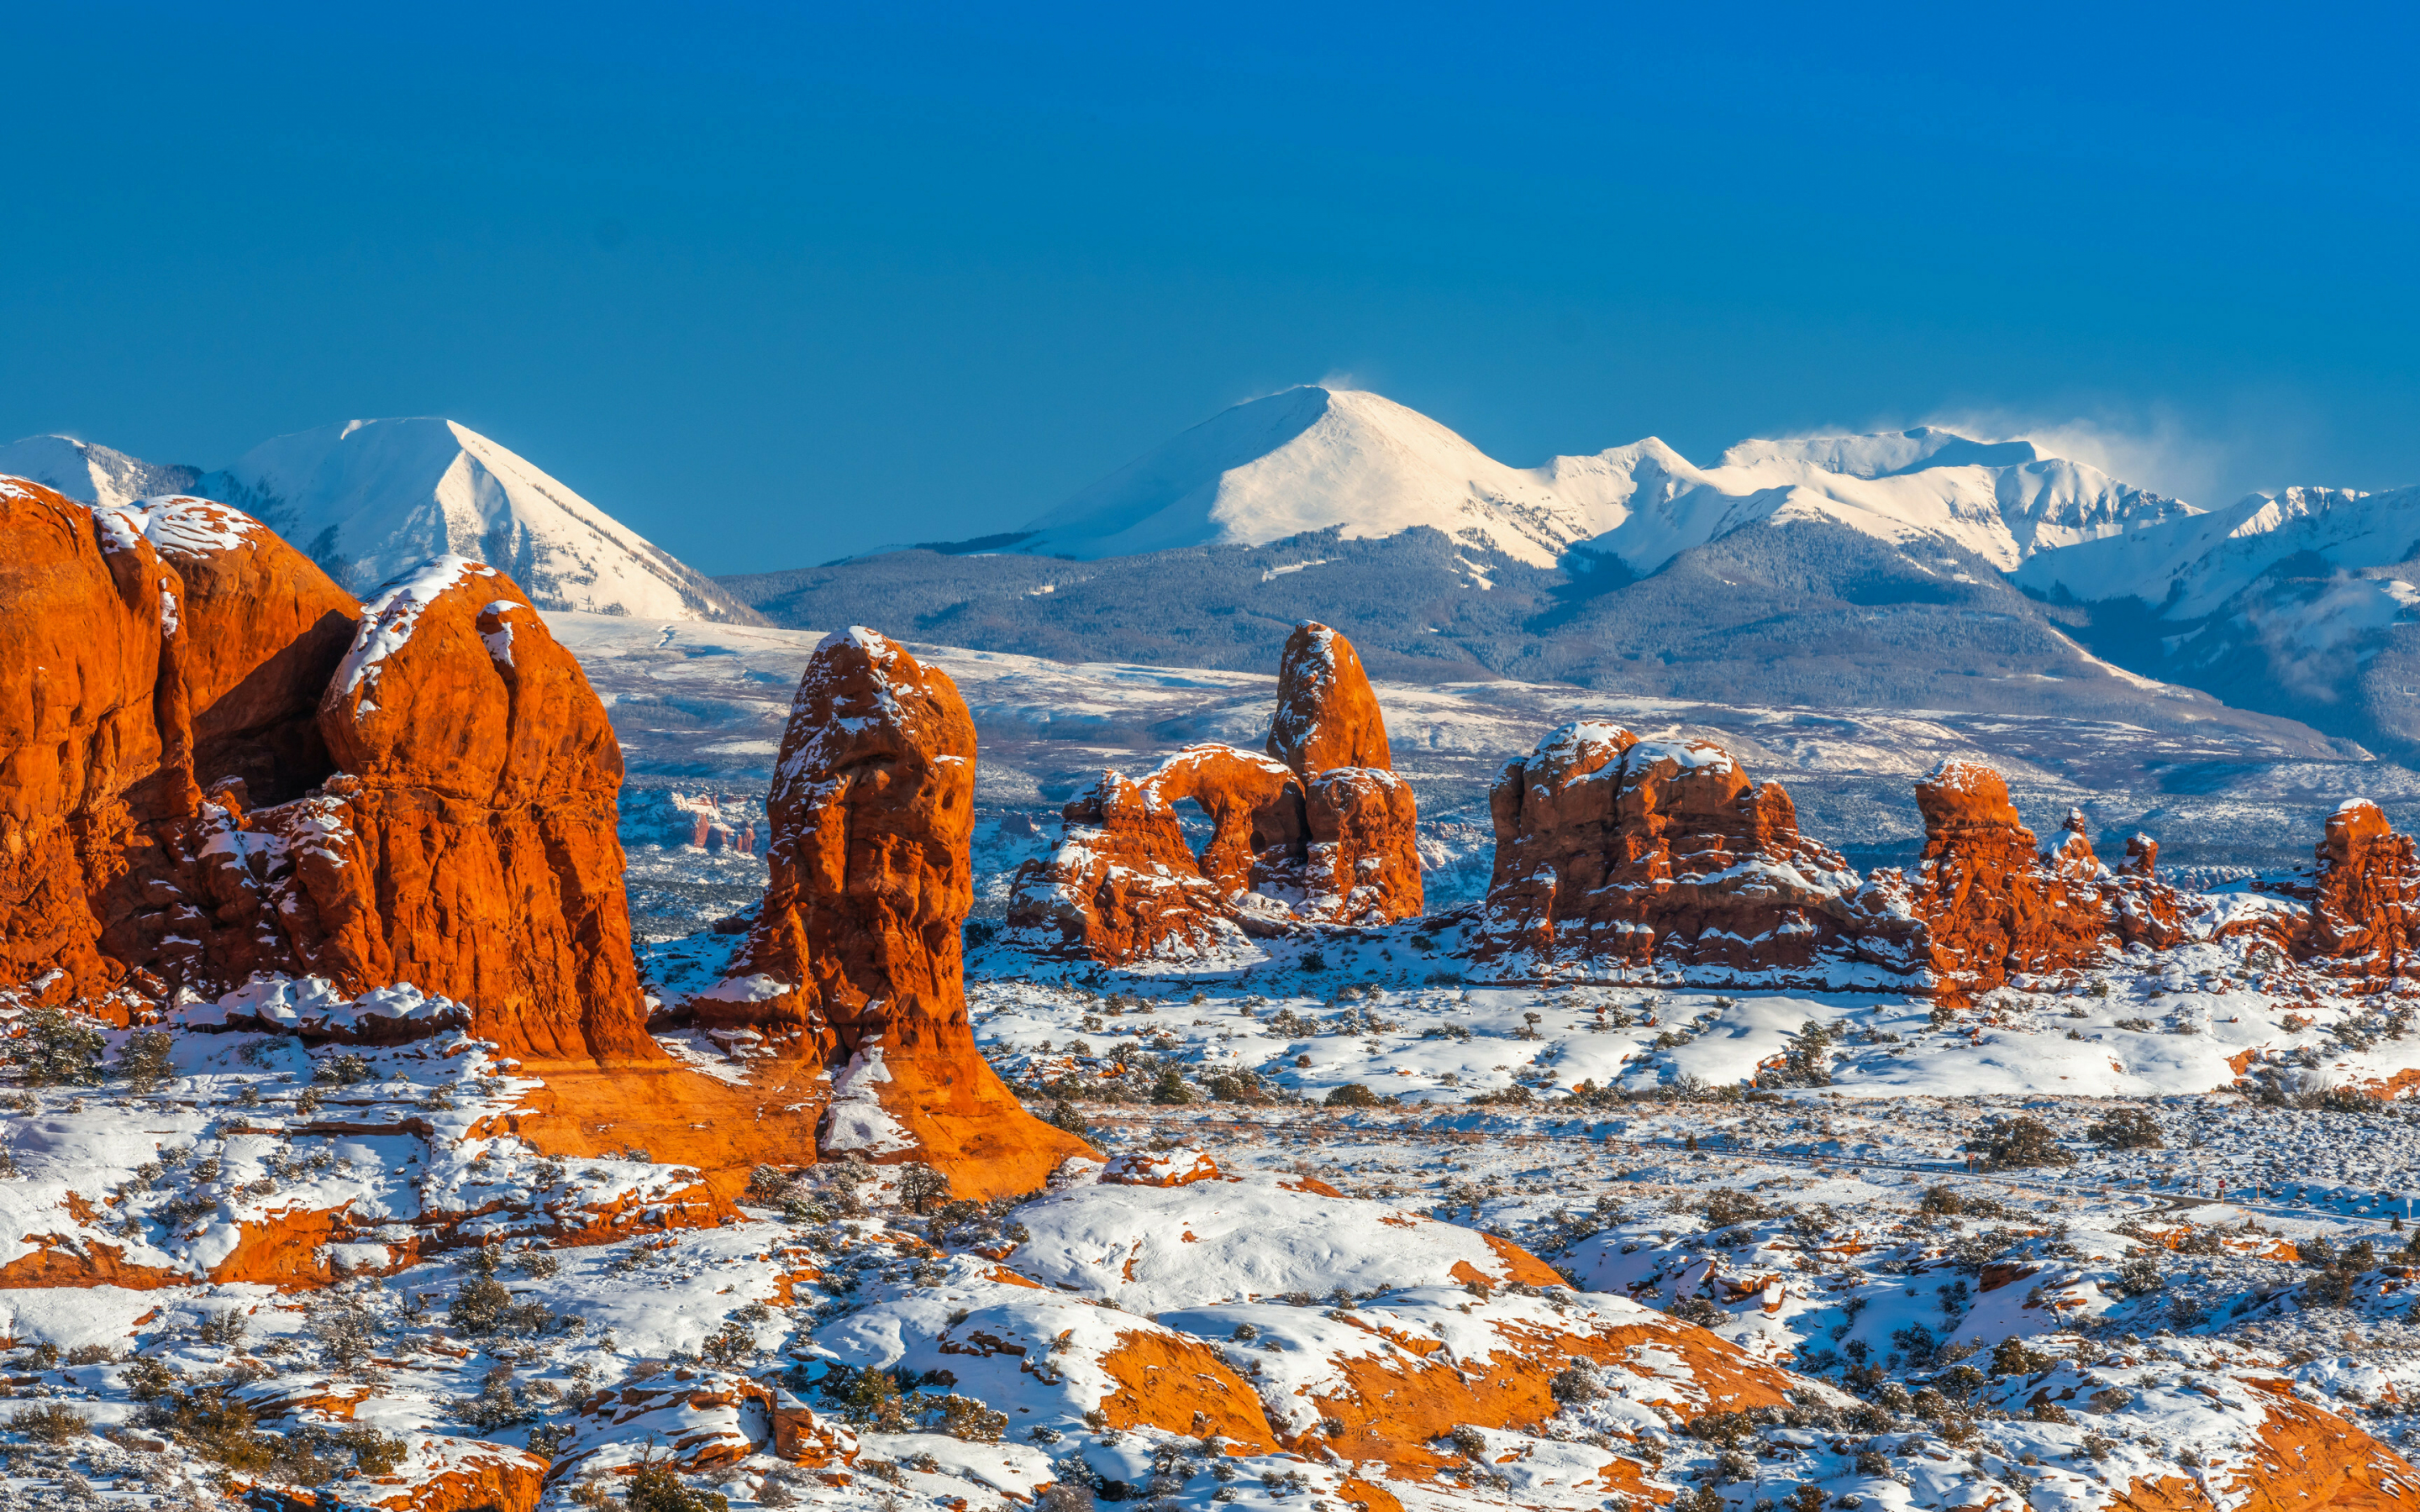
[1007,623,1421,965]
[1267,620,1392,777]
[2298,799,2420,986]
[0,482,655,1063]
[304,557,654,1061]
[0,478,191,1004]
[1892,759,2112,997]
[1473,722,1873,981]
[704,627,1092,1195]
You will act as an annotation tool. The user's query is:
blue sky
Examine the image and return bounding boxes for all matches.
[5,2,2415,571]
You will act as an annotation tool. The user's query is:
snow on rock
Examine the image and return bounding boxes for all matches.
[1007,1168,1564,1314]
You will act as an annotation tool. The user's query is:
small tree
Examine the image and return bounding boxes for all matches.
[896,1163,952,1215]
[2086,1107,2164,1150]
[116,1030,175,1093]
[1045,1099,1091,1136]
[1150,1067,1195,1105]
[14,1008,105,1087]
[1966,1116,2075,1169]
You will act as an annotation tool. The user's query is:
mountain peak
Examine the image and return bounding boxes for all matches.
[189,417,760,622]
[0,433,200,510]
[1015,389,2195,574]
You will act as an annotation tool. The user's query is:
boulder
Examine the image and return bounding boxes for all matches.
[1267,620,1392,776]
[708,627,1092,1196]
[1473,722,1865,980]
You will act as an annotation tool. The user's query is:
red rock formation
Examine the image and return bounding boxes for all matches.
[1301,765,1422,925]
[2299,799,2420,986]
[101,496,360,804]
[1896,759,2110,997]
[1268,620,1392,776]
[1474,722,1868,979]
[1008,623,1421,964]
[708,627,1092,1196]
[302,557,655,1062]
[0,478,192,1003]
[0,486,654,1062]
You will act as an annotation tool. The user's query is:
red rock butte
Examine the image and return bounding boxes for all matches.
[1007,620,1422,965]
[0,485,1075,1204]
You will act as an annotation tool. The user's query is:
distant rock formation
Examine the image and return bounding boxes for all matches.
[1267,620,1392,776]
[1007,622,1423,965]
[0,480,656,1062]
[703,627,1093,1194]
[1472,722,1879,983]
[1470,734,2420,1000]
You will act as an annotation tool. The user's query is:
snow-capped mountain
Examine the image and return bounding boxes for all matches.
[2013,483,2410,619]
[1014,386,2197,573]
[0,434,198,508]
[192,418,760,622]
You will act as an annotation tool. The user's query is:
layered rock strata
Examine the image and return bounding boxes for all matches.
[700,627,1093,1193]
[1006,621,1422,965]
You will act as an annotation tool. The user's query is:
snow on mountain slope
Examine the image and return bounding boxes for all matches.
[2015,483,2409,619]
[1018,388,2197,575]
[0,434,197,508]
[194,417,760,622]
[1018,386,1597,566]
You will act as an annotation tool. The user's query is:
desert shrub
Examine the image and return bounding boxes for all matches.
[448,1273,552,1336]
[2086,1107,2164,1150]
[1468,1084,1535,1108]
[1698,1189,1772,1229]
[623,1458,730,1512]
[2113,1253,2164,1296]
[1324,1083,1381,1109]
[8,1404,87,1443]
[116,1030,175,1093]
[1758,1019,1837,1088]
[313,1052,374,1086]
[700,1319,758,1369]
[934,1392,1008,1442]
[13,1008,105,1086]
[1990,1336,2054,1376]
[1150,1067,1196,1105]
[1965,1116,2074,1168]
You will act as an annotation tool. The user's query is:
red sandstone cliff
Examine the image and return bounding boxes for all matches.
[0,485,654,1062]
